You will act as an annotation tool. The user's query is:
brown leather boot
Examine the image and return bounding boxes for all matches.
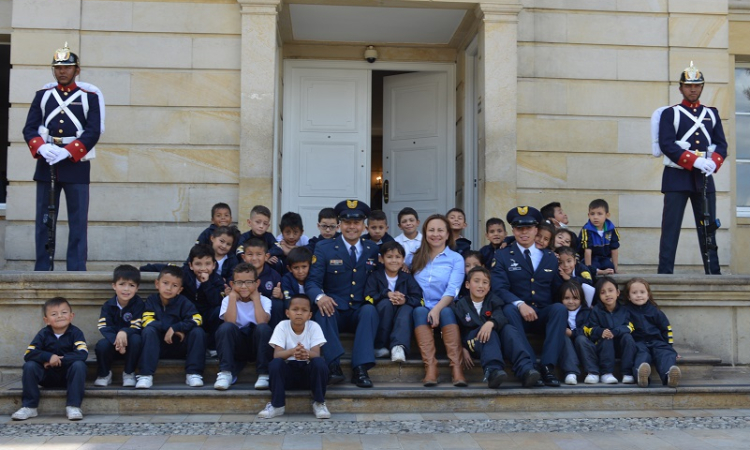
[414,325,438,386]
[442,324,468,387]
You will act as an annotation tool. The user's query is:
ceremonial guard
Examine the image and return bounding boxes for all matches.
[23,43,102,271]
[656,62,728,274]
[491,206,565,387]
[305,200,380,388]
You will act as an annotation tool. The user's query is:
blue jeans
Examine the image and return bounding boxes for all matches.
[412,306,457,328]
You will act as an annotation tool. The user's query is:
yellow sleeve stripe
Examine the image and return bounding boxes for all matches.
[25,345,35,355]
[130,318,142,329]
[467,339,475,353]
[365,296,373,304]
[192,313,203,327]
[75,341,88,351]
[627,322,635,333]
[98,318,106,323]
[142,312,155,327]
[584,326,592,337]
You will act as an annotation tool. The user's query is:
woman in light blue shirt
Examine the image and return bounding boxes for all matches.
[411,214,467,387]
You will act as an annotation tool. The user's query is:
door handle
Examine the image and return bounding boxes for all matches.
[383,179,389,204]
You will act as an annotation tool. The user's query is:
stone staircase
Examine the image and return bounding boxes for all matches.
[0,272,749,415]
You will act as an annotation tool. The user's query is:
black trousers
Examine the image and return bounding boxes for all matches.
[22,360,86,408]
[215,321,272,374]
[634,340,678,385]
[139,326,206,376]
[374,301,413,352]
[596,333,636,375]
[463,325,534,378]
[269,357,328,408]
[95,335,142,376]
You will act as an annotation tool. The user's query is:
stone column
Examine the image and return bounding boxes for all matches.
[476,2,522,223]
[237,0,280,218]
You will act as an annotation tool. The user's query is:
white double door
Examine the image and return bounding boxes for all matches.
[282,62,451,234]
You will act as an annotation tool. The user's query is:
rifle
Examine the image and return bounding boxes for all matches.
[702,172,718,275]
[43,165,57,271]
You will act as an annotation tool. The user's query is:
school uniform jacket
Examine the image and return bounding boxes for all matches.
[453,237,472,256]
[142,294,202,334]
[572,263,595,287]
[281,271,304,303]
[25,324,88,364]
[306,235,379,311]
[490,244,562,309]
[626,302,673,344]
[584,302,634,341]
[479,244,501,269]
[579,219,620,261]
[195,224,217,245]
[180,264,225,313]
[362,232,395,246]
[568,305,591,339]
[452,292,509,337]
[257,263,282,300]
[97,295,145,344]
[363,266,424,308]
[239,230,277,251]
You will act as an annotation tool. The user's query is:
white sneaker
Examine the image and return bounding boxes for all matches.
[255,374,270,390]
[312,401,331,419]
[66,406,83,421]
[214,371,232,390]
[122,372,137,387]
[257,402,285,419]
[186,374,204,387]
[94,371,112,387]
[391,345,406,363]
[11,407,38,421]
[601,373,618,384]
[564,374,578,385]
[637,362,651,388]
[667,365,681,388]
[135,375,153,389]
[584,374,599,384]
[622,375,636,384]
[375,347,390,358]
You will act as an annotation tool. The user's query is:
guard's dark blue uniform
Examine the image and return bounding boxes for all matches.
[305,235,380,369]
[658,101,728,274]
[23,83,101,271]
[584,302,636,376]
[364,266,423,353]
[139,294,205,377]
[95,295,145,377]
[22,324,88,408]
[452,292,535,378]
[491,244,565,367]
[626,302,677,385]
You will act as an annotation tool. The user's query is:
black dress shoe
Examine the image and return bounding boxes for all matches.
[522,369,541,388]
[486,369,507,389]
[351,365,373,388]
[328,363,345,385]
[540,364,561,387]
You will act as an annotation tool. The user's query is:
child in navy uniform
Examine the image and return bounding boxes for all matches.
[556,246,594,288]
[136,266,205,389]
[458,250,483,299]
[558,281,598,385]
[625,278,681,388]
[239,205,278,255]
[180,244,226,356]
[213,263,273,391]
[447,208,472,255]
[579,199,620,276]
[281,246,313,308]
[584,277,636,385]
[535,222,555,250]
[237,237,284,327]
[210,226,240,282]
[365,241,423,362]
[452,267,540,388]
[479,218,507,269]
[269,212,307,274]
[94,264,144,388]
[363,210,395,246]
[12,297,88,421]
[307,207,339,253]
[258,294,330,420]
[196,202,233,246]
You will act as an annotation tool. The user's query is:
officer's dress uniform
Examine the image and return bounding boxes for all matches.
[492,243,566,369]
[23,83,100,271]
[305,235,380,371]
[658,102,727,274]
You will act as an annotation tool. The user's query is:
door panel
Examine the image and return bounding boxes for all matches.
[382,72,448,229]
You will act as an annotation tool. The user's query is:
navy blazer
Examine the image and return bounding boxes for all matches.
[490,244,561,308]
[305,235,379,311]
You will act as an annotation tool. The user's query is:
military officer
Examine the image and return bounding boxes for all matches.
[657,62,728,274]
[23,43,101,271]
[491,206,565,387]
[305,200,380,388]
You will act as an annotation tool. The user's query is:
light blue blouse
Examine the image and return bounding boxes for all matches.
[413,247,465,310]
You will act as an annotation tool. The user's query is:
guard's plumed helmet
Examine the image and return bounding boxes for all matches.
[679,61,704,85]
[52,42,79,67]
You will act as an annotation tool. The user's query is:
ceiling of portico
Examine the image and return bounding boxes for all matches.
[279,1,477,47]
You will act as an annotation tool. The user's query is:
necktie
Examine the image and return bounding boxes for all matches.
[350,245,357,266]
[524,249,533,271]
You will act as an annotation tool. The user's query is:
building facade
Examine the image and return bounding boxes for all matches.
[1,0,749,273]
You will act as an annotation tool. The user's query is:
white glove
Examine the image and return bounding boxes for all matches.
[37,144,57,163]
[49,147,71,165]
[692,157,709,172]
[703,159,717,176]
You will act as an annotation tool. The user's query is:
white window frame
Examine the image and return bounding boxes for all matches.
[736,63,750,217]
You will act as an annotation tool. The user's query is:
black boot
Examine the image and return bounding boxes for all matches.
[351,365,373,388]
[328,362,345,385]
[540,364,560,387]
[486,369,507,389]
[522,368,541,388]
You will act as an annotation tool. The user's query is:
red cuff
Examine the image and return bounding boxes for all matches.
[711,152,724,173]
[65,140,88,162]
[677,150,698,170]
[28,136,44,158]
